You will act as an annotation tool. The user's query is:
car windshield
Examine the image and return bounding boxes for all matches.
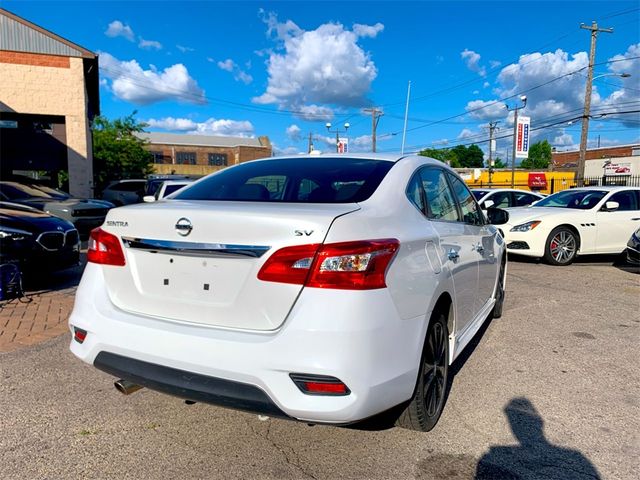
[533,189,607,210]
[32,185,70,198]
[472,190,489,201]
[175,157,395,203]
[0,182,53,200]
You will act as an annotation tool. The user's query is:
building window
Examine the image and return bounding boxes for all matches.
[176,152,197,165]
[150,151,167,164]
[208,153,228,166]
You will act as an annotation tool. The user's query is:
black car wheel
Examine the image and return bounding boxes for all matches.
[397,312,449,432]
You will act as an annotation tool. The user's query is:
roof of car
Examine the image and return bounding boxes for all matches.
[564,185,639,192]
[471,188,544,194]
[161,180,194,186]
[271,152,412,162]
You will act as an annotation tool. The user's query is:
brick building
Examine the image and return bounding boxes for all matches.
[136,132,272,176]
[552,144,640,169]
[0,8,99,197]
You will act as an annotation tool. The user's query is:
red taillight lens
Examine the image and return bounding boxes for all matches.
[87,227,126,266]
[257,239,399,290]
[73,327,87,344]
[257,243,320,284]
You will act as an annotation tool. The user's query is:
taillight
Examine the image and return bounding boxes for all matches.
[289,374,351,396]
[257,239,399,290]
[87,227,126,266]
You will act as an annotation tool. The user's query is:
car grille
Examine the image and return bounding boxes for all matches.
[36,229,80,251]
[72,208,108,217]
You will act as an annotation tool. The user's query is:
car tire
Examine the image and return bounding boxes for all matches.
[492,257,506,319]
[544,226,578,266]
[396,311,449,432]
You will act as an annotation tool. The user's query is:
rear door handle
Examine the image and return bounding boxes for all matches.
[448,249,459,261]
[474,243,484,253]
[632,217,640,221]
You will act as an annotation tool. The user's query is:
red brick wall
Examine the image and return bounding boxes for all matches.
[0,50,70,68]
[143,143,272,166]
[553,145,636,165]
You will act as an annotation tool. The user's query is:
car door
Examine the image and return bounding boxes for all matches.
[446,172,498,313]
[596,190,640,253]
[419,167,478,335]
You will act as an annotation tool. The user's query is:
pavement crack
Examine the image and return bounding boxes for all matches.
[244,417,318,480]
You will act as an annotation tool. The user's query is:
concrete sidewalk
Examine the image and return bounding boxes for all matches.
[0,264,82,353]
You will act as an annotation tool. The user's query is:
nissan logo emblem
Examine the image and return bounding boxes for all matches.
[175,217,193,237]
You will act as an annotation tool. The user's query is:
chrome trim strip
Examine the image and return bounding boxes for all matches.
[35,228,78,251]
[121,237,271,258]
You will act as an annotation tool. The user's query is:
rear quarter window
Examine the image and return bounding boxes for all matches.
[176,158,394,203]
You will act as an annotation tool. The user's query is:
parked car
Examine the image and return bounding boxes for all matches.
[626,228,640,266]
[28,184,115,208]
[145,175,194,198]
[499,186,640,265]
[0,182,110,235]
[143,179,195,202]
[70,154,506,432]
[100,179,147,206]
[0,201,80,273]
[472,188,545,210]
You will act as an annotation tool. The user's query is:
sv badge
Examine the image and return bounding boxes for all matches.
[294,230,314,236]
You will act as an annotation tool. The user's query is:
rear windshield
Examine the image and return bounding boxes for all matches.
[175,157,394,203]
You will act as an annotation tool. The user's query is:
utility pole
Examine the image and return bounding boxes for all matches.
[401,81,411,155]
[577,21,613,186]
[363,107,383,152]
[308,132,314,153]
[487,121,499,186]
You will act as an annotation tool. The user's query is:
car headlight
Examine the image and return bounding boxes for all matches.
[510,221,541,232]
[0,227,33,240]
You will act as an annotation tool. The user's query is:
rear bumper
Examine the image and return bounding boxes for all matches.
[69,264,424,424]
[94,351,290,419]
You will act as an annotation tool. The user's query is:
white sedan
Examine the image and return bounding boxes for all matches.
[501,186,640,265]
[69,154,505,432]
[471,188,545,210]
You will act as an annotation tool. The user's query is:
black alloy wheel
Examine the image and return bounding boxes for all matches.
[397,312,449,432]
[492,258,506,318]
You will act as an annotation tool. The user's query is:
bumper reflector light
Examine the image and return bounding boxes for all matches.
[290,373,351,396]
[73,327,87,344]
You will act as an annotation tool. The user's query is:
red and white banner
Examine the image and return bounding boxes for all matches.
[515,116,530,159]
[338,138,348,153]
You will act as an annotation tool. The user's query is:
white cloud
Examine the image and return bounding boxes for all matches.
[146,117,197,131]
[216,58,253,84]
[552,133,575,147]
[489,60,502,69]
[352,23,384,38]
[105,20,135,42]
[466,99,508,120]
[457,128,475,140]
[286,124,302,141]
[177,45,194,53]
[138,38,162,50]
[472,90,480,95]
[483,81,490,88]
[297,104,335,121]
[99,52,206,105]
[602,43,640,127]
[432,138,449,146]
[461,49,486,77]
[217,59,235,72]
[272,144,301,156]
[146,117,255,137]
[435,55,444,64]
[253,12,379,119]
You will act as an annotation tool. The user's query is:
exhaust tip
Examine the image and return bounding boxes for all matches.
[114,379,142,395]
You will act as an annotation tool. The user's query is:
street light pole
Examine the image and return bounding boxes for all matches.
[507,95,527,189]
[325,122,350,153]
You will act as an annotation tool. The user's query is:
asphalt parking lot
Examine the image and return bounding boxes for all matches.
[1,256,638,479]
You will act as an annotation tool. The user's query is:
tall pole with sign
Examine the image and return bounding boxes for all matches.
[508,95,528,188]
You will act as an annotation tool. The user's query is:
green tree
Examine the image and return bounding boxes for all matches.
[419,147,461,168]
[520,140,552,169]
[449,144,484,168]
[92,114,153,192]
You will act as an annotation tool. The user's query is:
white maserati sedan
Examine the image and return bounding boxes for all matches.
[69,154,506,432]
[501,186,640,265]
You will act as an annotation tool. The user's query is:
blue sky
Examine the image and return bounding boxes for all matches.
[5,0,640,160]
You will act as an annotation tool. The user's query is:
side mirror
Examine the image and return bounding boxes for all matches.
[486,207,509,225]
[142,195,156,203]
[483,199,495,210]
[603,201,619,212]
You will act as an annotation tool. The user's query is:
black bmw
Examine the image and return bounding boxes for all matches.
[0,202,80,273]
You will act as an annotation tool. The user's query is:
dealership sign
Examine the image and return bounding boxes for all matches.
[604,162,632,176]
[338,138,348,153]
[515,116,530,158]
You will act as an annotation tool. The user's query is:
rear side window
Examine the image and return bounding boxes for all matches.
[446,173,484,225]
[175,158,394,203]
[419,168,459,221]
